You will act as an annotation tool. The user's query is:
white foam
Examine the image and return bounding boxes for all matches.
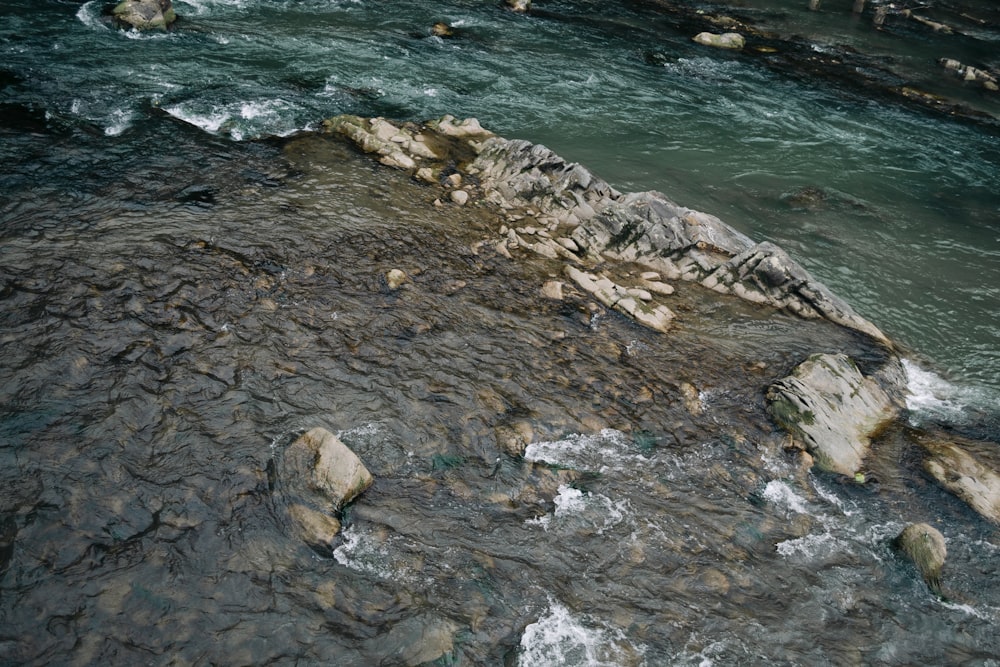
[104,107,134,136]
[518,600,642,667]
[762,479,809,515]
[523,429,650,474]
[332,525,394,579]
[901,358,992,425]
[525,485,631,535]
[775,532,835,558]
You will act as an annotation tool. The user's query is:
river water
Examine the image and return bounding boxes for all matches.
[1,0,999,664]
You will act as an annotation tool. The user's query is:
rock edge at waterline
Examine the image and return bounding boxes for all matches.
[320,113,1000,526]
[321,113,889,345]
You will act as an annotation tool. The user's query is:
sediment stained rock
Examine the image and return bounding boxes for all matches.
[917,435,1000,525]
[110,0,176,30]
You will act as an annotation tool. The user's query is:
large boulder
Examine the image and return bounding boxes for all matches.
[918,436,1000,525]
[279,427,374,549]
[767,354,896,476]
[893,522,947,595]
[111,0,176,30]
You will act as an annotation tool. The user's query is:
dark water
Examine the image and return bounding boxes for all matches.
[2,0,999,664]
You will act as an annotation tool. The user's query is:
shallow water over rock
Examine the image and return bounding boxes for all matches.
[2,127,998,664]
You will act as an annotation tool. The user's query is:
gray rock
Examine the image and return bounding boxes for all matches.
[326,114,890,346]
[767,354,896,476]
[111,0,176,30]
[920,438,1000,525]
[894,522,947,595]
[693,32,746,50]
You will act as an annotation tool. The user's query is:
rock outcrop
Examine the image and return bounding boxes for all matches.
[893,522,947,595]
[278,427,374,550]
[767,353,896,476]
[322,114,890,345]
[111,0,176,30]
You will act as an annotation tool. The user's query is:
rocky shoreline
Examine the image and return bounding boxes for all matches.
[293,113,1000,594]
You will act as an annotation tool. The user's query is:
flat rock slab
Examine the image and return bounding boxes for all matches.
[919,437,1000,525]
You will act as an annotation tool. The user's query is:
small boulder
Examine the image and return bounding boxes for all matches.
[111,0,176,30]
[540,280,564,300]
[693,32,745,50]
[431,22,454,38]
[894,522,947,595]
[506,0,531,12]
[450,189,469,205]
[385,268,409,290]
[767,354,896,476]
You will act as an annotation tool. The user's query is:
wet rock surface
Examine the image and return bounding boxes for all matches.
[324,114,890,344]
[894,522,948,595]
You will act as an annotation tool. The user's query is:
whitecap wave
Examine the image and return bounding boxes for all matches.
[523,429,650,474]
[901,358,994,426]
[75,1,105,29]
[163,98,302,139]
[518,599,644,667]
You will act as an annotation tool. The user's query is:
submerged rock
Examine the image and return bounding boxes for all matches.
[111,0,176,30]
[767,353,896,476]
[894,522,947,595]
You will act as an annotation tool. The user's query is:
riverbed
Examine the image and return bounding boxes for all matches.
[1,0,999,664]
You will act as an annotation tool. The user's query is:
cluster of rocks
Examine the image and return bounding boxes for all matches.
[323,113,888,344]
[641,0,1000,125]
[319,113,1000,595]
[939,58,1000,91]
